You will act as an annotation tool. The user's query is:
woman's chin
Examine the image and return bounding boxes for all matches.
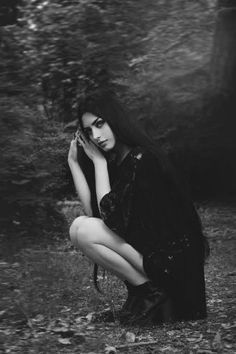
[103,143,115,152]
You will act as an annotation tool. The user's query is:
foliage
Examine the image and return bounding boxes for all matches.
[0,0,19,26]
[17,0,217,122]
[1,204,236,353]
[1,0,235,237]
[0,96,72,236]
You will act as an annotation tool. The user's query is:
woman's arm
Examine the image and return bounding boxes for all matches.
[76,132,111,213]
[93,158,111,211]
[68,139,93,216]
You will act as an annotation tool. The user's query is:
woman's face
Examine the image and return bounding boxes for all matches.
[81,112,116,151]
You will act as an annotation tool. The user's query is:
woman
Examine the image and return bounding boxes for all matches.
[68,92,209,325]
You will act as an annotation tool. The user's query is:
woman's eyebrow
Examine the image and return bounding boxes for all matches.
[83,117,100,129]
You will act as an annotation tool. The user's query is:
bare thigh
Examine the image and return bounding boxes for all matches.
[70,216,145,275]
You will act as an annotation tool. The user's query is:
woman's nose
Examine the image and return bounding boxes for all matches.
[91,128,100,140]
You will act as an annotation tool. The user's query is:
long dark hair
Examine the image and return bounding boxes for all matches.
[77,90,176,178]
[76,91,209,290]
[77,90,173,214]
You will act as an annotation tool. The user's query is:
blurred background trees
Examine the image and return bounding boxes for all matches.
[0,0,235,237]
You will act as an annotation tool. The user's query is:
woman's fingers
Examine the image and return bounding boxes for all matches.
[76,129,86,141]
[78,134,85,146]
[76,137,82,146]
[74,131,84,147]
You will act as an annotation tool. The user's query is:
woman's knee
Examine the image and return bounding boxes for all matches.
[78,217,104,244]
[69,215,88,247]
[69,216,104,248]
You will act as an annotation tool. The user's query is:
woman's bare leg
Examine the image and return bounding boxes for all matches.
[69,216,149,286]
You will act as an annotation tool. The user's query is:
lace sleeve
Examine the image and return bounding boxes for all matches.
[99,190,129,236]
[99,152,140,237]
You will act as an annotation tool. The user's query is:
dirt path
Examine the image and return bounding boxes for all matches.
[0,203,235,353]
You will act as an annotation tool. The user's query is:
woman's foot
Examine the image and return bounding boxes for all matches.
[120,281,169,326]
[118,281,137,320]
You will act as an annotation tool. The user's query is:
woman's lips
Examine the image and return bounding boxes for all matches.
[98,140,107,147]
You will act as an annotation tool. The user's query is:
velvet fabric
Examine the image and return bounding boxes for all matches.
[100,147,207,321]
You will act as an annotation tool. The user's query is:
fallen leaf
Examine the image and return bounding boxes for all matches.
[58,338,71,345]
[221,322,236,329]
[0,310,7,317]
[160,345,178,352]
[33,314,44,322]
[167,330,176,336]
[12,179,30,185]
[211,331,222,351]
[105,344,117,354]
[224,343,233,349]
[51,326,69,333]
[60,307,71,313]
[125,331,135,343]
[57,319,69,327]
[187,334,203,343]
[21,332,31,340]
[87,325,96,330]
[86,312,94,322]
[75,316,83,324]
[0,261,8,266]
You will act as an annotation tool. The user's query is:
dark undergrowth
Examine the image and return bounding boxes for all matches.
[0,203,235,354]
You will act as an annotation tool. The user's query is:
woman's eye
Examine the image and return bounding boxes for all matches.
[96,120,104,128]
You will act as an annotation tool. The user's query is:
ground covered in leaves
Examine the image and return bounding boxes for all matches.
[0,203,235,354]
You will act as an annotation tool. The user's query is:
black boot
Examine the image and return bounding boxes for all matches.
[120,281,169,326]
[92,281,137,323]
[119,281,137,320]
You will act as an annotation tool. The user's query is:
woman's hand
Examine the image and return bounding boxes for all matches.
[67,133,93,216]
[68,137,79,165]
[76,130,105,164]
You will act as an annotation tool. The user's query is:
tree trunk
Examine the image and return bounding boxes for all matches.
[211,1,236,100]
[0,0,19,26]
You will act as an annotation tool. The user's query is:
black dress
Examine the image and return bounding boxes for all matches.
[100,146,207,321]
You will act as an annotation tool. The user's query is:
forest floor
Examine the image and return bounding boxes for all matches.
[0,202,235,354]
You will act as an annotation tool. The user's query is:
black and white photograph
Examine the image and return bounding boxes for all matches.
[0,1,235,353]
